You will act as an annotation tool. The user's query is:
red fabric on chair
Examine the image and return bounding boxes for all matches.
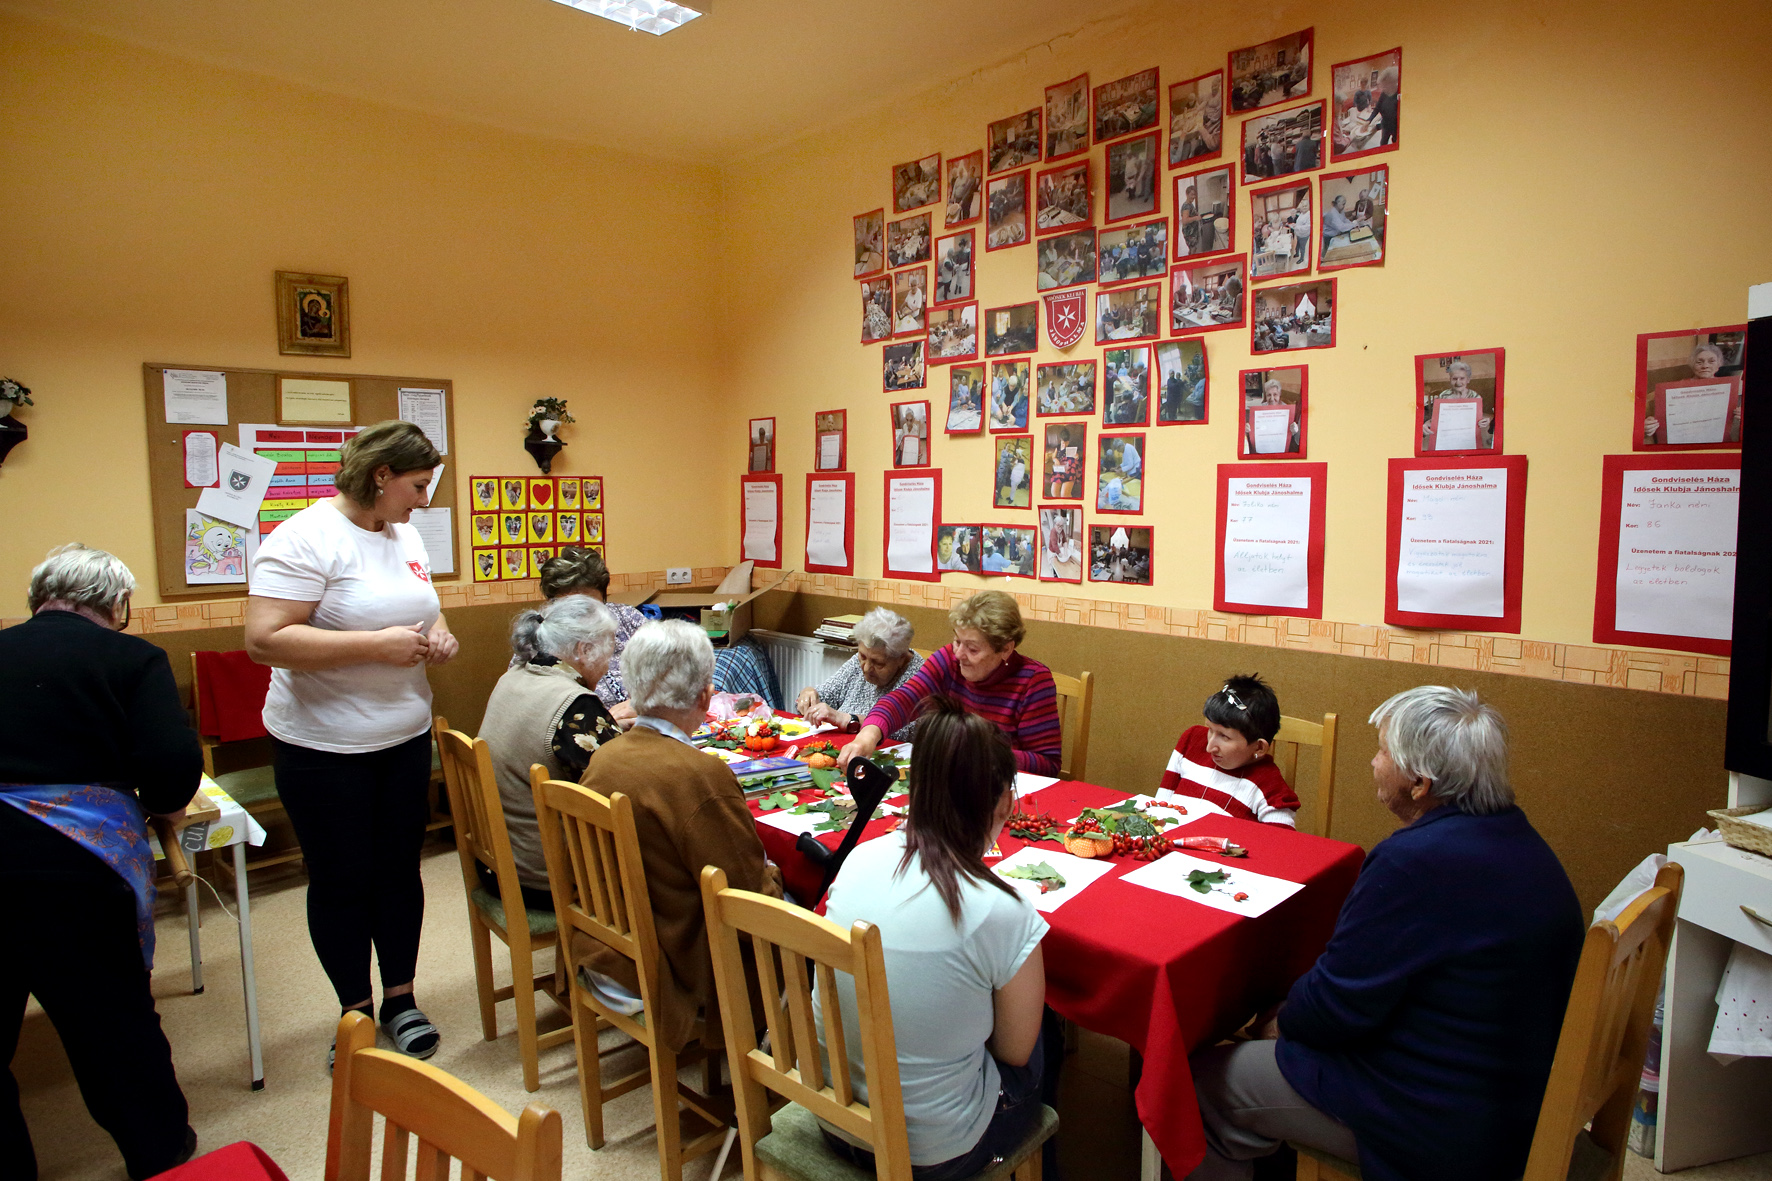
[193,650,272,743]
[147,1141,289,1181]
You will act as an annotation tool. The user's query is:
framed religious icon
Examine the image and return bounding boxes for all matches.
[1096,219,1168,286]
[987,107,1042,174]
[1036,360,1097,417]
[1038,507,1084,582]
[946,364,986,433]
[892,267,928,338]
[1034,160,1092,236]
[1329,47,1400,162]
[1251,278,1335,354]
[1096,283,1161,344]
[989,360,1032,431]
[883,341,927,391]
[1036,228,1097,291]
[1228,27,1313,113]
[853,209,885,278]
[1042,422,1087,500]
[1172,164,1234,260]
[276,271,351,357]
[980,525,1038,577]
[1156,338,1209,424]
[1044,73,1090,160]
[1635,326,1746,450]
[815,409,848,471]
[887,212,932,268]
[1103,346,1153,426]
[1089,524,1154,585]
[926,302,979,364]
[1240,101,1327,185]
[1096,432,1146,513]
[933,229,975,305]
[1249,180,1314,280]
[1104,133,1161,224]
[993,434,1034,508]
[1172,255,1247,335]
[892,153,941,213]
[985,170,1030,250]
[748,417,776,472]
[945,151,983,227]
[984,301,1039,358]
[1317,165,1388,272]
[1168,69,1225,169]
[860,275,893,343]
[1093,67,1160,144]
[891,400,932,467]
[936,525,983,574]
[1414,348,1505,457]
[1239,365,1308,458]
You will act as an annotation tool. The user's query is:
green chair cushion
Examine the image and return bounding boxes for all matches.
[756,1099,1057,1181]
[213,764,281,808]
[470,884,558,937]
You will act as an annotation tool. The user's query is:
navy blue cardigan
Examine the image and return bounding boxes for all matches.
[1275,804,1583,1181]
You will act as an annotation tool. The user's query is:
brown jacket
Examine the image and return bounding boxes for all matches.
[575,723,783,1052]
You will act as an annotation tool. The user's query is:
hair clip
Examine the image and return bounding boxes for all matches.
[1220,684,1247,711]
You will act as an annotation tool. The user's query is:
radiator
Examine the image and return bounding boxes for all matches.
[750,629,851,702]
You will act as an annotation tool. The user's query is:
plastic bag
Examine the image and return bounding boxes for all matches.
[707,692,773,724]
[1593,852,1667,926]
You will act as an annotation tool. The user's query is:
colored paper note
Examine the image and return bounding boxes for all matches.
[1614,468,1739,641]
[1395,467,1509,618]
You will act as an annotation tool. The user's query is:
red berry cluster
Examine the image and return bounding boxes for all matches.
[1111,833,1178,861]
[1071,816,1106,835]
[1006,811,1061,841]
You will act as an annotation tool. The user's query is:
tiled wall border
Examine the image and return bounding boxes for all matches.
[4,566,1728,700]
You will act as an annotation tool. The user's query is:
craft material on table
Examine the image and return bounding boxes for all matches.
[1122,849,1305,918]
[992,846,1115,912]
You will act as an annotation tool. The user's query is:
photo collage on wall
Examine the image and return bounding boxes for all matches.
[469,474,604,582]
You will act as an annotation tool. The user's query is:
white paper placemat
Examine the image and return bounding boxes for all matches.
[990,846,1115,913]
[1121,850,1304,918]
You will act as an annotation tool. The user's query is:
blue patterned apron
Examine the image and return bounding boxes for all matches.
[0,783,158,968]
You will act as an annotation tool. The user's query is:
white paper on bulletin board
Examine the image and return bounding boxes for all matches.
[1596,458,1740,651]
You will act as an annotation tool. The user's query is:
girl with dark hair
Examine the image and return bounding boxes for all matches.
[817,697,1049,1178]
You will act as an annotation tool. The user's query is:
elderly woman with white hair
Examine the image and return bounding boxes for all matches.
[794,607,925,740]
[1186,686,1584,1181]
[1419,360,1494,451]
[0,545,201,1179]
[478,594,621,910]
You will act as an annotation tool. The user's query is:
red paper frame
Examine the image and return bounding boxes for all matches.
[1251,277,1336,355]
[1167,69,1226,170]
[1103,344,1154,427]
[1088,523,1156,586]
[814,408,847,472]
[853,208,885,280]
[1156,337,1211,426]
[1041,420,1088,502]
[1237,365,1309,460]
[1035,360,1098,418]
[1095,218,1169,288]
[1327,47,1402,164]
[1633,324,1748,452]
[1037,506,1085,584]
[1034,159,1093,238]
[1171,164,1235,261]
[1095,283,1162,345]
[1412,347,1506,458]
[931,229,975,307]
[981,523,1040,579]
[1214,462,1326,617]
[936,523,983,577]
[890,399,933,468]
[1044,73,1091,162]
[985,170,1031,252]
[945,151,984,228]
[1102,132,1163,227]
[993,433,1036,509]
[1228,27,1315,115]
[1093,66,1161,146]
[1238,100,1328,188]
[926,300,979,366]
[1315,164,1389,274]
[1592,453,1739,656]
[804,472,856,576]
[1095,432,1147,516]
[739,472,783,570]
[890,267,928,340]
[1171,255,1248,336]
[945,364,986,434]
[1384,455,1529,633]
[882,469,942,582]
[892,153,942,215]
[987,107,1044,175]
[747,417,776,473]
[882,342,927,392]
[1247,178,1315,280]
[984,302,1039,360]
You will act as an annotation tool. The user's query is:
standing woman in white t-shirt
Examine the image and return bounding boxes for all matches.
[245,420,457,1064]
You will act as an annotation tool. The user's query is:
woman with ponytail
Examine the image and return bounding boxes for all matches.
[816,696,1050,1178]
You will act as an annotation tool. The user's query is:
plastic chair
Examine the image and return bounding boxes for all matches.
[325,1010,562,1181]
[1049,670,1094,782]
[1271,713,1338,838]
[700,865,1057,1181]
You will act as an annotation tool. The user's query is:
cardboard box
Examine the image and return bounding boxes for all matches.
[609,561,793,647]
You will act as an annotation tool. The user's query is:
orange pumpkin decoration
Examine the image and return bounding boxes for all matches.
[744,732,779,752]
[1063,833,1114,859]
[803,753,838,769]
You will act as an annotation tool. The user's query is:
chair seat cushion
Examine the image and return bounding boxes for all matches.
[1295,1130,1613,1181]
[756,1100,1057,1181]
[469,884,558,937]
[213,764,281,809]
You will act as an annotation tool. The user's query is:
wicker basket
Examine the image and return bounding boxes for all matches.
[1706,805,1772,859]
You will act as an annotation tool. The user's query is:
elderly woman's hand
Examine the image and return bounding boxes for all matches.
[838,726,883,767]
[805,701,840,727]
[794,687,821,715]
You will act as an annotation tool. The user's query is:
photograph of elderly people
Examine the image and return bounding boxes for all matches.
[838,591,1060,776]
[0,545,203,1180]
[1330,49,1400,160]
[1640,330,1746,446]
[1318,166,1387,270]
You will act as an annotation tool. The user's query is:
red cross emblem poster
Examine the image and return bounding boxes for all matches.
[1044,290,1086,350]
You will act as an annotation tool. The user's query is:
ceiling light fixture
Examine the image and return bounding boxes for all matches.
[545,0,708,35]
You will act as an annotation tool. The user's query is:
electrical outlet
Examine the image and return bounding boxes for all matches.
[667,567,692,585]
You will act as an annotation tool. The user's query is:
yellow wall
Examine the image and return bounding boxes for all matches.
[718,0,1772,647]
[0,12,730,614]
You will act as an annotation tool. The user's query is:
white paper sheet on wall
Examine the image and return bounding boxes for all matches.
[806,478,849,569]
[409,507,455,575]
[1395,467,1509,617]
[194,443,277,528]
[398,388,449,455]
[1223,475,1312,609]
[163,369,229,425]
[886,476,936,573]
[1613,467,1739,641]
[743,480,779,563]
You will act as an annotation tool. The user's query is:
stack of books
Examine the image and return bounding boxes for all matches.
[813,613,864,645]
[728,755,814,794]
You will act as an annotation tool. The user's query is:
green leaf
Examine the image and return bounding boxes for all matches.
[1002,861,1067,889]
[814,817,849,832]
[758,790,800,811]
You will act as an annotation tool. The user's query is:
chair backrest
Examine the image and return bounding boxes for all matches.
[326,1010,562,1181]
[434,719,526,921]
[1271,712,1338,838]
[190,650,273,773]
[1522,863,1684,1181]
[529,770,663,1038]
[1049,669,1095,782]
[700,864,913,1181]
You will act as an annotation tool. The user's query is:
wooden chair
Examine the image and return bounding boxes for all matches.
[1296,864,1683,1181]
[1050,669,1094,782]
[189,651,304,878]
[531,770,729,1174]
[434,718,573,1093]
[326,1010,562,1181]
[700,864,1058,1181]
[1271,713,1338,838]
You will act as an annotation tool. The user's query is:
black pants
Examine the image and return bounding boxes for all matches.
[272,733,432,1007]
[0,805,190,1181]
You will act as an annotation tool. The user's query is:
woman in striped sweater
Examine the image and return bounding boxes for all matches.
[839,591,1062,776]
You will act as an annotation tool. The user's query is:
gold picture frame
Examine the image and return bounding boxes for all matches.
[276,271,351,357]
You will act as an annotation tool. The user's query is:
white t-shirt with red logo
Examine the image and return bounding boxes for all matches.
[249,499,440,754]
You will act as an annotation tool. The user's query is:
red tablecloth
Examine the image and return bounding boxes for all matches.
[148,1141,288,1181]
[751,777,1363,1176]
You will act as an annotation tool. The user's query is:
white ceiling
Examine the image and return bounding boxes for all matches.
[5,0,1145,162]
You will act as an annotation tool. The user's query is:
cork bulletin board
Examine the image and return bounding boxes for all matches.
[142,363,459,599]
